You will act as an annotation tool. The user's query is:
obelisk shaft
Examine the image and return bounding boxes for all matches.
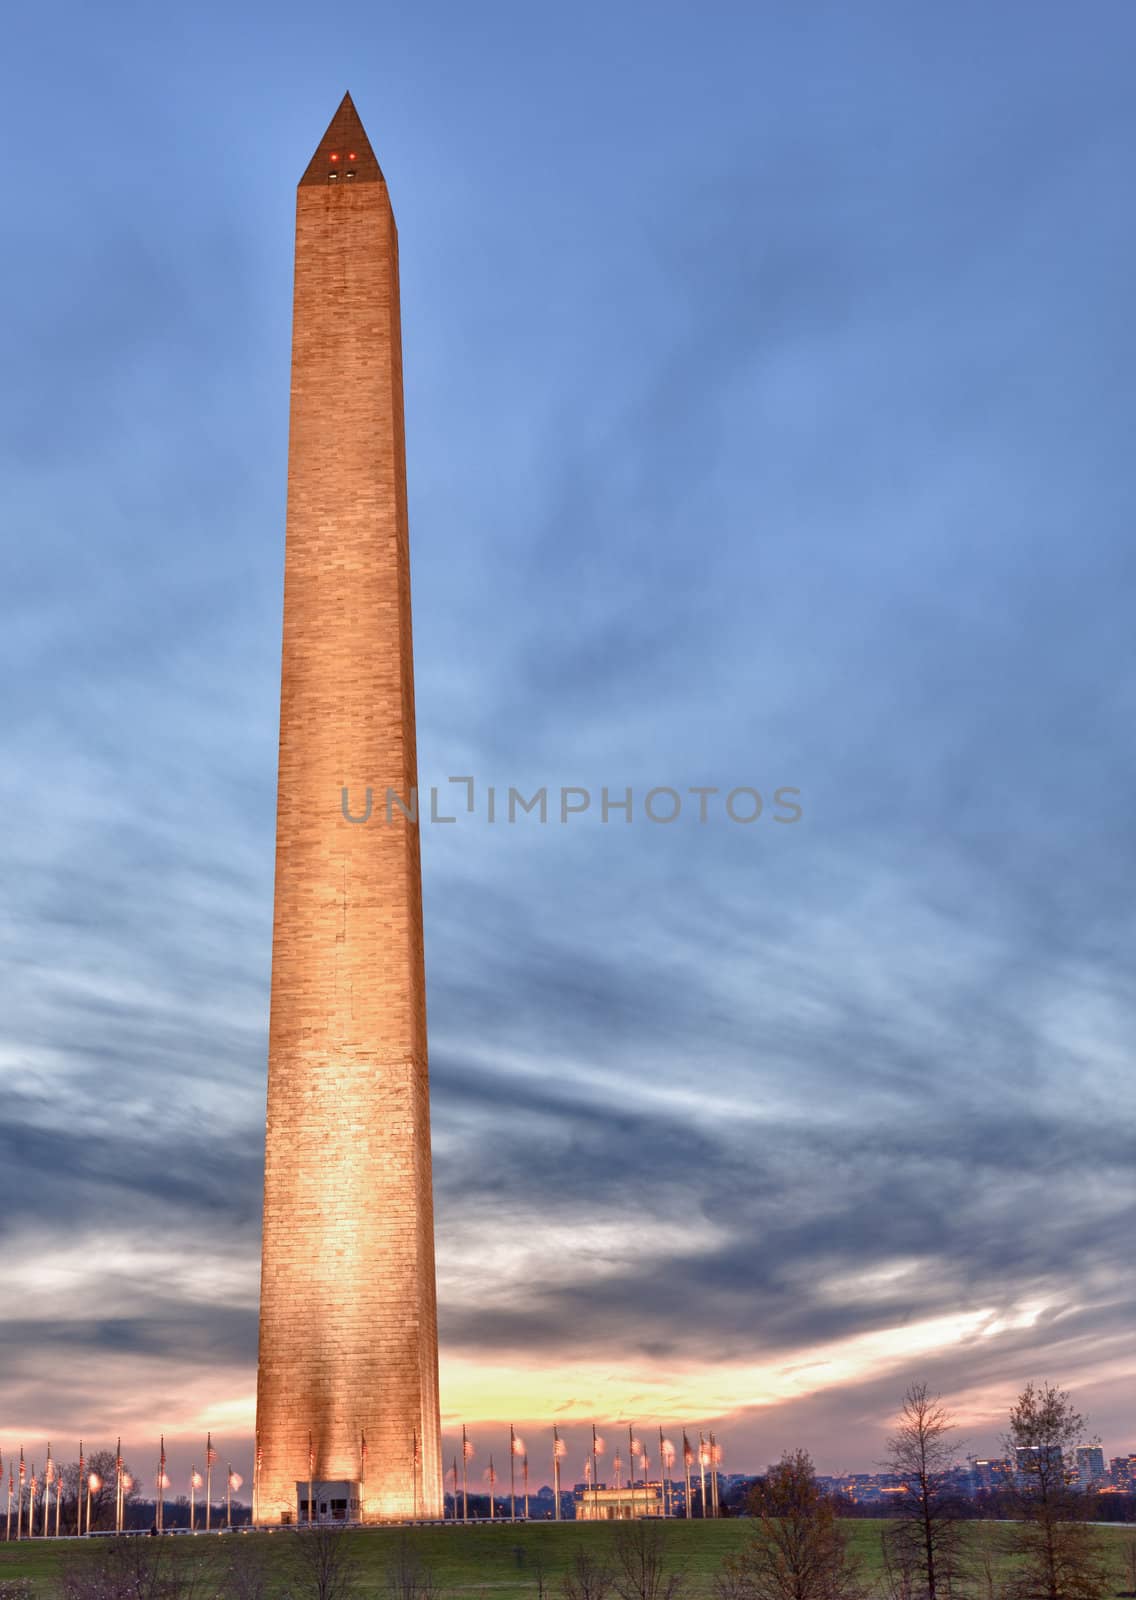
[254,94,442,1522]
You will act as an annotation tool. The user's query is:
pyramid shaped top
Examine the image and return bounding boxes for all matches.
[300,92,384,187]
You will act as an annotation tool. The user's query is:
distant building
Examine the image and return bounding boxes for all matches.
[968,1457,1011,1492]
[1075,1447,1106,1486]
[575,1483,664,1520]
[1109,1456,1136,1489]
[1015,1446,1063,1486]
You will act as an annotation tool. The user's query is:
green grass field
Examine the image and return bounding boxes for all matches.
[0,1517,1132,1598]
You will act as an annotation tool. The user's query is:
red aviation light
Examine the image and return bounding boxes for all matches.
[329,152,339,162]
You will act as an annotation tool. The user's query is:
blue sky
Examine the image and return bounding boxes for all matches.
[1,0,1134,1486]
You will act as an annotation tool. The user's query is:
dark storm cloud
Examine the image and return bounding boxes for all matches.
[0,1094,263,1227]
[431,1034,1133,1356]
[0,1306,257,1366]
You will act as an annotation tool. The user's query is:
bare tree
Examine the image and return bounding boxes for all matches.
[714,1566,752,1600]
[1001,1382,1111,1600]
[1121,1538,1136,1598]
[287,1522,361,1600]
[880,1532,922,1600]
[57,1536,216,1600]
[612,1520,685,1600]
[219,1536,279,1600]
[384,1532,442,1600]
[882,1383,968,1600]
[562,1547,616,1600]
[723,1450,866,1600]
[58,1450,138,1534]
[974,1539,1002,1600]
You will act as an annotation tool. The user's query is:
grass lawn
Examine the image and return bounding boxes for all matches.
[0,1517,1132,1597]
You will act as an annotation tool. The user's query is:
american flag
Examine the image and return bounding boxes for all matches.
[413,1429,420,1467]
[207,1433,217,1467]
[683,1433,694,1466]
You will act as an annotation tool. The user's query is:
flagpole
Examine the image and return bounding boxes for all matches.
[509,1426,516,1523]
[190,1468,197,1533]
[523,1453,529,1521]
[595,1427,604,1523]
[412,1428,419,1520]
[28,1465,35,1539]
[77,1444,84,1537]
[43,1447,52,1538]
[451,1456,458,1520]
[307,1431,314,1527]
[206,1433,214,1533]
[17,1450,24,1540]
[461,1426,470,1523]
[488,1456,496,1520]
[5,1465,11,1542]
[553,1428,562,1521]
[360,1432,367,1525]
[682,1434,692,1520]
[698,1433,707,1519]
[228,1469,243,1525]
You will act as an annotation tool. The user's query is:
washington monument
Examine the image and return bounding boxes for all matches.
[255,93,443,1522]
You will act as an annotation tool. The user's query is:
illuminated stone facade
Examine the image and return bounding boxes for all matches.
[574,1484,665,1520]
[254,93,442,1523]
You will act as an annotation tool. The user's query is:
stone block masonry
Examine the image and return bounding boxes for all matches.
[254,93,442,1523]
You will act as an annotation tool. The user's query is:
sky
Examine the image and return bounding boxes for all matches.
[1,0,1135,1495]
